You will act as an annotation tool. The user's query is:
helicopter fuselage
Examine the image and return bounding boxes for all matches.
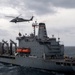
[10,16,34,23]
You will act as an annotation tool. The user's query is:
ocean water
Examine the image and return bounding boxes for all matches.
[0,46,75,75]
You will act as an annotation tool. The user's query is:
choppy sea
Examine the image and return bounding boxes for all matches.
[0,46,75,75]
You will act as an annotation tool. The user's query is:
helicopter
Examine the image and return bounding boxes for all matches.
[6,15,34,23]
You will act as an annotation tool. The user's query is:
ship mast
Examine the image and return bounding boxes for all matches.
[32,21,38,36]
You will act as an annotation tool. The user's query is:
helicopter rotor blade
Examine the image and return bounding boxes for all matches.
[17,14,22,17]
[5,16,16,18]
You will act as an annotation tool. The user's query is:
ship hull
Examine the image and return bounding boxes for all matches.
[0,56,74,73]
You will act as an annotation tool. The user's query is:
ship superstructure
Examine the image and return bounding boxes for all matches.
[16,23,64,59]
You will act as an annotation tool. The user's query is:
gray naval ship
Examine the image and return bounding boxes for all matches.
[0,22,75,73]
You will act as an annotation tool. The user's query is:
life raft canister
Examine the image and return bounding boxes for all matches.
[17,48,31,53]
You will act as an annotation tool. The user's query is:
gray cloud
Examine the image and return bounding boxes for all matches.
[23,0,75,15]
[50,0,75,8]
[23,0,55,15]
[0,29,9,36]
[10,24,29,30]
[0,29,11,41]
[0,0,75,16]
[48,26,75,35]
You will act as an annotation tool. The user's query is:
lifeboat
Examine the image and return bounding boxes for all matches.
[17,48,30,53]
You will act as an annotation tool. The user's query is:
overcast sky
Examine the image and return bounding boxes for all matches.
[0,0,75,46]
